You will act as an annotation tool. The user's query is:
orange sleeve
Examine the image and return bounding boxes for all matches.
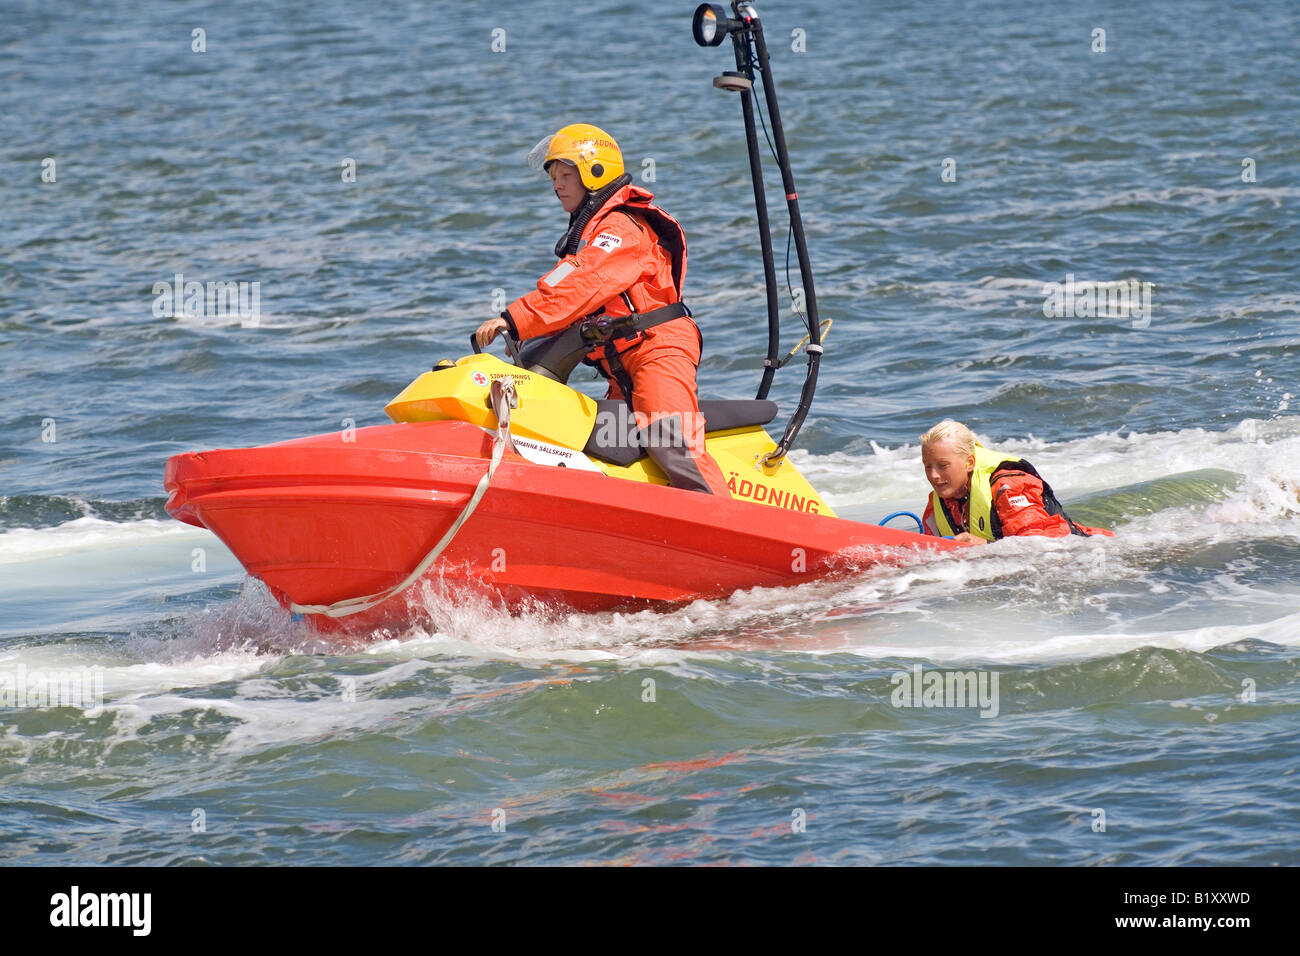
[507,214,654,340]
[922,497,941,536]
[991,471,1075,537]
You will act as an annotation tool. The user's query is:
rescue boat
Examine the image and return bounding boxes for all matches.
[162,2,959,635]
[165,353,954,633]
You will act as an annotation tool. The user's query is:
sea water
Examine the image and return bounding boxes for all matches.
[1,0,1297,865]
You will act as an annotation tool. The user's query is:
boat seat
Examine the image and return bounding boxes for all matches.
[583,399,778,467]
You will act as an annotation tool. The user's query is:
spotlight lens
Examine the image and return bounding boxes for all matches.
[701,9,717,43]
[692,4,728,47]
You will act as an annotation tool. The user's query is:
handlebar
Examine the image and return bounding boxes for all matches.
[469,329,524,368]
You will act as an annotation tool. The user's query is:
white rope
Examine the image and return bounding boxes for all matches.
[290,380,517,620]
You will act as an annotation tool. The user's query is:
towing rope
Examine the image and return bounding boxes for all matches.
[771,317,833,371]
[289,379,518,620]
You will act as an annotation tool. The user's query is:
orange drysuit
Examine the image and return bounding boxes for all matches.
[923,460,1114,539]
[503,182,729,496]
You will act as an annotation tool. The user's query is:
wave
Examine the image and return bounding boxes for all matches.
[1,574,1294,770]
[0,494,167,532]
[809,415,1300,514]
[0,419,1296,670]
[0,515,197,565]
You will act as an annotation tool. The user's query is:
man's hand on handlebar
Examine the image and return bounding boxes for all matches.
[475,317,509,350]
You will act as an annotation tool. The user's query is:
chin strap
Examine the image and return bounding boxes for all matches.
[289,380,518,621]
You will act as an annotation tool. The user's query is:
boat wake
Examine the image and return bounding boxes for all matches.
[2,419,1297,685]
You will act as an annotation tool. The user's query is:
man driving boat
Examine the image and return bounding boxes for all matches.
[475,124,729,496]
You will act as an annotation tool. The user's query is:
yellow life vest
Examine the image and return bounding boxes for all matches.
[929,444,1024,541]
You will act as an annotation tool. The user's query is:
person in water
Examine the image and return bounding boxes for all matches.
[919,419,1113,544]
[475,123,729,496]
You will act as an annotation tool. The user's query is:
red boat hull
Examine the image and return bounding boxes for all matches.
[164,420,954,634]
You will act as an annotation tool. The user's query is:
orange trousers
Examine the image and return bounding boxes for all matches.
[600,319,730,496]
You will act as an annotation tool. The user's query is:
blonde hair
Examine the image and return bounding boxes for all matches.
[919,419,977,456]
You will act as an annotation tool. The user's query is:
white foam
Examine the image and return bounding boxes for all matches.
[0,516,203,564]
[835,608,1300,666]
[808,416,1300,511]
[0,516,242,638]
[2,421,1296,680]
[0,643,268,697]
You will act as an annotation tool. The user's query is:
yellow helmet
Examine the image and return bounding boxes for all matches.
[526,123,624,191]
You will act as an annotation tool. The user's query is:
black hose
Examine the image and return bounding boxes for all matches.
[553,174,633,258]
[726,33,781,401]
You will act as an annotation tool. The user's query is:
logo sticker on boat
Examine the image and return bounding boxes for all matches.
[477,428,604,472]
[472,371,489,386]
